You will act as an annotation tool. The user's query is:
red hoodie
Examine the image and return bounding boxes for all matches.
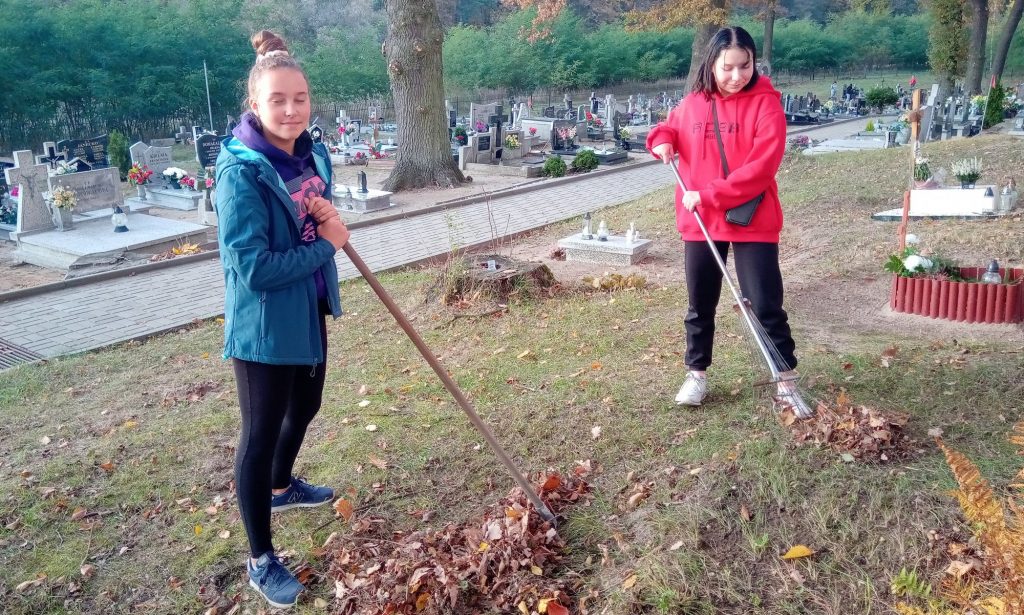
[646,77,786,243]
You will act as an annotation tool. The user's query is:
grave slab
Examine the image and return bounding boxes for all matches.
[557,232,652,266]
[871,186,1004,220]
[333,185,393,213]
[137,187,203,211]
[14,214,208,269]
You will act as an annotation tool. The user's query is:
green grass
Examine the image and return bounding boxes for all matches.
[2,135,1023,613]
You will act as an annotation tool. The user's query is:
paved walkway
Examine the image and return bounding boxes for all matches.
[0,118,875,367]
[0,162,673,363]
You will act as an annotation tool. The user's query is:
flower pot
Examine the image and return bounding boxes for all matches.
[889,268,1024,323]
[167,179,181,189]
[51,206,73,231]
[136,184,147,201]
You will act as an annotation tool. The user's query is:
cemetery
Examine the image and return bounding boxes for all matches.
[3,0,1024,613]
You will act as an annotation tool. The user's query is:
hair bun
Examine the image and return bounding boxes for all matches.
[251,30,289,57]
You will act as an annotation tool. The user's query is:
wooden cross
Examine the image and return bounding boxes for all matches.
[897,88,923,251]
[3,150,53,235]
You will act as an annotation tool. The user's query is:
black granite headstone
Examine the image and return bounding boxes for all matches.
[55,135,109,168]
[477,135,491,151]
[309,124,323,143]
[195,133,223,169]
[357,171,368,193]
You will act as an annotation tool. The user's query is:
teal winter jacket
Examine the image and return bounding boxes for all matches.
[215,138,341,365]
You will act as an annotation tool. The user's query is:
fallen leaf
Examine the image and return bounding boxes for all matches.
[622,574,638,589]
[15,574,46,592]
[781,545,814,560]
[841,453,856,463]
[80,564,96,578]
[314,597,328,608]
[358,384,369,396]
[591,425,601,440]
[541,474,561,492]
[218,529,231,539]
[39,436,51,445]
[530,565,543,576]
[194,524,203,536]
[945,559,974,578]
[547,603,569,615]
[627,492,647,508]
[365,424,378,432]
[518,601,529,615]
[99,461,115,472]
[591,361,603,370]
[123,420,138,429]
[70,507,88,521]
[358,399,371,408]
[368,454,388,470]
[740,504,752,522]
[928,427,944,438]
[517,349,533,359]
[478,541,490,553]
[669,540,684,551]
[334,498,354,522]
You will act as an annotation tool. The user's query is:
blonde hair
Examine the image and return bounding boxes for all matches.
[244,30,309,111]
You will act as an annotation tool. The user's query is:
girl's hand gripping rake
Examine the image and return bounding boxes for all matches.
[342,243,558,524]
[666,158,813,419]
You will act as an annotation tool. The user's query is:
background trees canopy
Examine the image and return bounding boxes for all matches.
[0,0,1021,152]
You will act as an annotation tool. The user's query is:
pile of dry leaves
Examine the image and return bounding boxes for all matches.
[327,467,592,615]
[780,391,915,461]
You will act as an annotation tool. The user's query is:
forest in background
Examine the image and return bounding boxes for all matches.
[0,0,1021,151]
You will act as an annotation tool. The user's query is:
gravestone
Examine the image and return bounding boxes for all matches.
[3,151,52,236]
[603,94,616,126]
[522,119,556,147]
[55,135,109,168]
[309,124,324,143]
[195,133,223,170]
[129,141,173,177]
[51,167,123,216]
[477,134,492,152]
[543,106,556,118]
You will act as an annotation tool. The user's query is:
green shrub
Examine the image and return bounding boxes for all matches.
[543,156,567,178]
[865,86,899,112]
[865,120,875,132]
[108,130,131,180]
[571,149,599,173]
[984,82,1006,129]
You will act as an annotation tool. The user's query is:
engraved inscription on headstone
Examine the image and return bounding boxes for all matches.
[195,133,223,169]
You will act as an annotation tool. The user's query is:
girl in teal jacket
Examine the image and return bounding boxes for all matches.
[215,29,350,609]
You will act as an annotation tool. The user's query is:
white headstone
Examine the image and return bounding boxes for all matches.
[4,150,52,235]
[129,141,173,176]
[604,94,616,125]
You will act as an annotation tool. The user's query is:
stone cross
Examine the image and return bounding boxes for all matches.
[3,150,52,236]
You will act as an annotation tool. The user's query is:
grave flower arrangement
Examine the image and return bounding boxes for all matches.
[951,157,982,188]
[46,186,77,211]
[0,196,16,225]
[883,238,965,281]
[163,167,187,183]
[475,120,487,133]
[556,126,577,147]
[204,167,215,190]
[529,127,537,136]
[504,134,520,150]
[787,135,810,152]
[55,162,76,175]
[618,127,631,141]
[178,175,197,190]
[127,163,153,186]
[454,125,468,145]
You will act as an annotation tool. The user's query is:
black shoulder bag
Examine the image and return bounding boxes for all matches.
[711,99,763,226]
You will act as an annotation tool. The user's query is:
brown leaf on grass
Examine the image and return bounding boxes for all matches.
[622,574,638,589]
[368,455,388,470]
[80,564,96,578]
[70,507,88,521]
[541,474,561,492]
[740,504,752,522]
[99,461,115,473]
[781,392,914,462]
[546,602,569,615]
[295,564,316,584]
[15,574,46,592]
[333,498,354,522]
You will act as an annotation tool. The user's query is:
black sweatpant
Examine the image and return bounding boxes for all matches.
[683,240,797,372]
[232,316,327,558]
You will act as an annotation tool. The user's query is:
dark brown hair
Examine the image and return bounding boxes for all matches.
[690,26,760,99]
[244,30,309,111]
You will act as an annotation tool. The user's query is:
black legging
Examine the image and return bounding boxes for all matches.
[232,316,327,558]
[683,240,797,372]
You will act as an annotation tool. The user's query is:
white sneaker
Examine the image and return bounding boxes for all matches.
[675,372,708,406]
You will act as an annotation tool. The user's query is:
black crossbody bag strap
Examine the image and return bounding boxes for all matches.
[711,99,730,176]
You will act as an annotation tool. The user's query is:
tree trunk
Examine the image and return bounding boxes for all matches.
[685,0,728,90]
[991,0,1024,81]
[382,0,465,192]
[964,0,989,96]
[762,4,776,68]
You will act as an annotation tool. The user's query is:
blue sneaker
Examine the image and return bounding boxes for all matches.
[247,552,303,609]
[270,477,335,513]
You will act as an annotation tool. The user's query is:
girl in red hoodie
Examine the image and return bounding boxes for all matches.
[647,26,809,415]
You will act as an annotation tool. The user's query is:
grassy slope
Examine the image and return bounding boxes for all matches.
[1,135,1023,614]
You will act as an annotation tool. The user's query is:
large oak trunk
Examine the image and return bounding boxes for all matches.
[684,0,727,90]
[991,0,1024,81]
[963,0,989,95]
[382,0,465,192]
